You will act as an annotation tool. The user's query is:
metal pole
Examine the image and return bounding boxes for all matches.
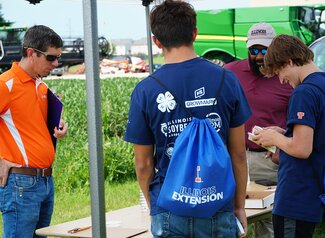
[145,5,154,74]
[82,1,106,237]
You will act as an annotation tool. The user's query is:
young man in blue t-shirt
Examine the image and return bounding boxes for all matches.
[225,23,293,238]
[254,34,325,238]
[124,0,251,237]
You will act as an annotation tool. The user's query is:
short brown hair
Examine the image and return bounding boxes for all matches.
[22,25,63,58]
[261,34,314,76]
[150,0,196,49]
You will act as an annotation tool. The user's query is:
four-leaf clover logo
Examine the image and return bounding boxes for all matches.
[156,91,176,112]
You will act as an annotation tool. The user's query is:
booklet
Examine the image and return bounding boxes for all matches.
[47,88,63,149]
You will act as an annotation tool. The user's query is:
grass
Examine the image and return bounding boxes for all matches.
[314,222,325,238]
[0,180,140,236]
[143,54,165,65]
[152,54,164,65]
[51,180,140,225]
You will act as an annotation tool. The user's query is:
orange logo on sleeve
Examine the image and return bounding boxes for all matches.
[297,112,305,119]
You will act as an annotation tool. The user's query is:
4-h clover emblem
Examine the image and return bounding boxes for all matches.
[156,91,176,113]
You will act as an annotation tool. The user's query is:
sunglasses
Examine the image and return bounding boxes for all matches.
[249,48,267,56]
[33,48,61,62]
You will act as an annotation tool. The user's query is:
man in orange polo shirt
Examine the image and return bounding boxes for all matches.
[0,25,68,237]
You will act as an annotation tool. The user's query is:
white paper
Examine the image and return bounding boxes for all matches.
[236,217,245,237]
[247,126,276,153]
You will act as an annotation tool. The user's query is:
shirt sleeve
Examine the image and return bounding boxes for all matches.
[124,86,155,145]
[287,87,318,129]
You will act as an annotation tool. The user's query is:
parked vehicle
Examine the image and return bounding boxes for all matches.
[0,26,112,73]
[49,66,66,77]
[309,35,325,71]
[194,5,325,64]
[0,26,27,71]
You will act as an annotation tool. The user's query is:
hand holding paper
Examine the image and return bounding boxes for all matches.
[248,126,276,153]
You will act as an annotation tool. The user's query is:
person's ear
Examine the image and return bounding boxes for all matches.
[27,48,34,58]
[288,59,293,66]
[152,35,162,49]
[192,28,198,42]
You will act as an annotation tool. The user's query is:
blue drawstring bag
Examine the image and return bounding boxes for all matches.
[157,117,235,218]
[151,71,236,218]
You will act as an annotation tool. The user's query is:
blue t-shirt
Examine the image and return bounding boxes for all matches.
[274,72,325,223]
[124,57,252,215]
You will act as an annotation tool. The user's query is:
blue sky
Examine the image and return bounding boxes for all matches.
[0,0,252,40]
[0,0,260,40]
[0,0,147,40]
[1,0,322,40]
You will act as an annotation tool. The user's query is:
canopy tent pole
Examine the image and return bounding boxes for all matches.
[82,0,106,237]
[142,0,154,74]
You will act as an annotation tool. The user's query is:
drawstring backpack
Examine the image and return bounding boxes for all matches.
[151,70,236,218]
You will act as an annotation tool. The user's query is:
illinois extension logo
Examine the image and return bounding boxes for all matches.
[195,166,203,183]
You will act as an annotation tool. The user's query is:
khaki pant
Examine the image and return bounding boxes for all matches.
[247,150,278,238]
[247,150,278,182]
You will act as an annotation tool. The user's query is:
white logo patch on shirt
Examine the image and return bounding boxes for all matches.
[185,98,217,108]
[157,91,176,113]
[195,87,205,98]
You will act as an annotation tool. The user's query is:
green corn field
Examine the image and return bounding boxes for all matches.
[45,77,142,191]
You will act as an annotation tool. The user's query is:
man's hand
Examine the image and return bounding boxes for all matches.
[0,158,21,187]
[54,119,68,139]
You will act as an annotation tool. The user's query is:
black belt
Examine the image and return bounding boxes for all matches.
[9,167,52,177]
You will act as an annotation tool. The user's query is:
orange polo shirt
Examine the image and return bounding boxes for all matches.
[0,62,55,168]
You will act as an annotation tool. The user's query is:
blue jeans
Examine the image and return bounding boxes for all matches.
[151,211,237,238]
[0,173,55,238]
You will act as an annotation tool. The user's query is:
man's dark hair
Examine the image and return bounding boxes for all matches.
[22,25,63,57]
[150,0,196,49]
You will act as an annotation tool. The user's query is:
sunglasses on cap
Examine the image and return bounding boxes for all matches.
[249,48,267,56]
[33,48,61,62]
